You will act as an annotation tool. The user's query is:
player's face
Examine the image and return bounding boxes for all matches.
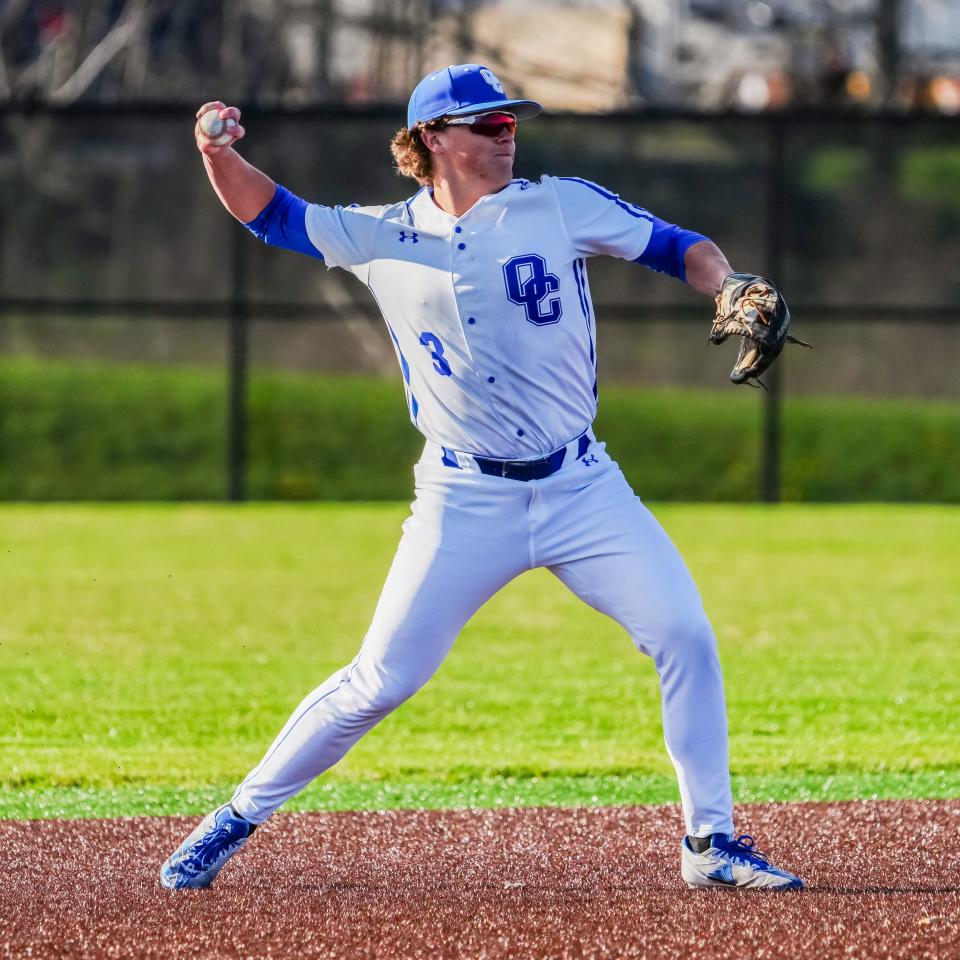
[431,112,517,183]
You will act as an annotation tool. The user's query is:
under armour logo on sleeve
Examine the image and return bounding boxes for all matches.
[398,231,419,243]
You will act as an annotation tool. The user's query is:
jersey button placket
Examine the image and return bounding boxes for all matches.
[451,228,474,264]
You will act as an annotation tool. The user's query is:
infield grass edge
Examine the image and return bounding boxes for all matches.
[2,770,958,821]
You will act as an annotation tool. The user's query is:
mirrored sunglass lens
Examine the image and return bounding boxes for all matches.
[469,115,516,136]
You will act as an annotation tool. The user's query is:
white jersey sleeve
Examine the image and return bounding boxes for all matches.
[304,203,391,279]
[547,175,655,261]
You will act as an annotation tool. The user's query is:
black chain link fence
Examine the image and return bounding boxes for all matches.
[2,105,958,500]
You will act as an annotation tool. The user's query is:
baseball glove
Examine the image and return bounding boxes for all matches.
[710,273,811,387]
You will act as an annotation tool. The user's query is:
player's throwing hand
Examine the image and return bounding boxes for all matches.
[194,101,245,155]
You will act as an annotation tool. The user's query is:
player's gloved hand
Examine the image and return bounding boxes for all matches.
[194,101,245,156]
[709,273,811,387]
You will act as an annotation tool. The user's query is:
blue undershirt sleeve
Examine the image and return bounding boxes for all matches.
[633,217,708,283]
[243,184,324,261]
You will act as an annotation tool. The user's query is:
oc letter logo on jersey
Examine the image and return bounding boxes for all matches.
[503,254,562,326]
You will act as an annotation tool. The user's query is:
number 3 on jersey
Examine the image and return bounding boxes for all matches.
[419,332,453,376]
[503,254,562,326]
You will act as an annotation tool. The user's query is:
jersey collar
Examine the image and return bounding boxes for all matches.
[409,179,529,232]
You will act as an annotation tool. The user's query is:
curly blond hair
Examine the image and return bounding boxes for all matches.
[390,124,441,186]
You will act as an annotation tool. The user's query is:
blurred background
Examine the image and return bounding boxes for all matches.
[1,0,958,502]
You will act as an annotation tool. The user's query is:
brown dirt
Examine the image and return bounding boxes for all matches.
[2,799,958,959]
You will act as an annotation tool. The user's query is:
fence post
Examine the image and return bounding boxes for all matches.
[227,224,248,502]
[761,115,787,503]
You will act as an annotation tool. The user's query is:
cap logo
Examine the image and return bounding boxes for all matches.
[479,68,504,93]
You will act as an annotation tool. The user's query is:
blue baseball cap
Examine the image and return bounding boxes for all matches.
[407,64,542,128]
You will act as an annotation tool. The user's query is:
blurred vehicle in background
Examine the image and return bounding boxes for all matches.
[0,0,957,113]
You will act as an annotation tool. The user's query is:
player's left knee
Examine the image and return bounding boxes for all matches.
[677,612,717,659]
[645,609,717,662]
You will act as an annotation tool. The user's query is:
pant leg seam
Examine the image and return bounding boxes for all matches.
[231,648,364,808]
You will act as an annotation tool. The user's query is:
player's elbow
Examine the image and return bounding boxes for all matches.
[242,185,324,260]
[634,221,711,282]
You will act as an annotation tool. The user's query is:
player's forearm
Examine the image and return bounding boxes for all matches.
[683,240,733,297]
[202,149,276,224]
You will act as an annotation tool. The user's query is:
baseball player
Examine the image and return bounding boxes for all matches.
[161,64,803,892]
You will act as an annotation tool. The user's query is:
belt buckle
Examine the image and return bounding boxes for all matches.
[500,458,527,478]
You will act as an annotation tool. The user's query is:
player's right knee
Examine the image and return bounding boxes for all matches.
[368,678,418,715]
[349,660,424,718]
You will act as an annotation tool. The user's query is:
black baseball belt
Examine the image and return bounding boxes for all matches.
[473,433,591,482]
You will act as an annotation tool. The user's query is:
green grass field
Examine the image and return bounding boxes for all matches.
[1,503,957,820]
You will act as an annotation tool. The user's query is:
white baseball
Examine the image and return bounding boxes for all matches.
[198,109,237,146]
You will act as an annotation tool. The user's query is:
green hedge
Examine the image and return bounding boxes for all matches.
[1,356,957,501]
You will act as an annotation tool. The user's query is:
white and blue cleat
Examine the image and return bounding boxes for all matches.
[160,803,256,890]
[681,833,804,890]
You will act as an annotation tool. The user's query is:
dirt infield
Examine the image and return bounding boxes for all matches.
[2,799,958,959]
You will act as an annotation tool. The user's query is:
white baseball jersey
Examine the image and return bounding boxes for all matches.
[300,177,670,459]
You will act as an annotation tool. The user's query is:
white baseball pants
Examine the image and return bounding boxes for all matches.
[231,436,735,838]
